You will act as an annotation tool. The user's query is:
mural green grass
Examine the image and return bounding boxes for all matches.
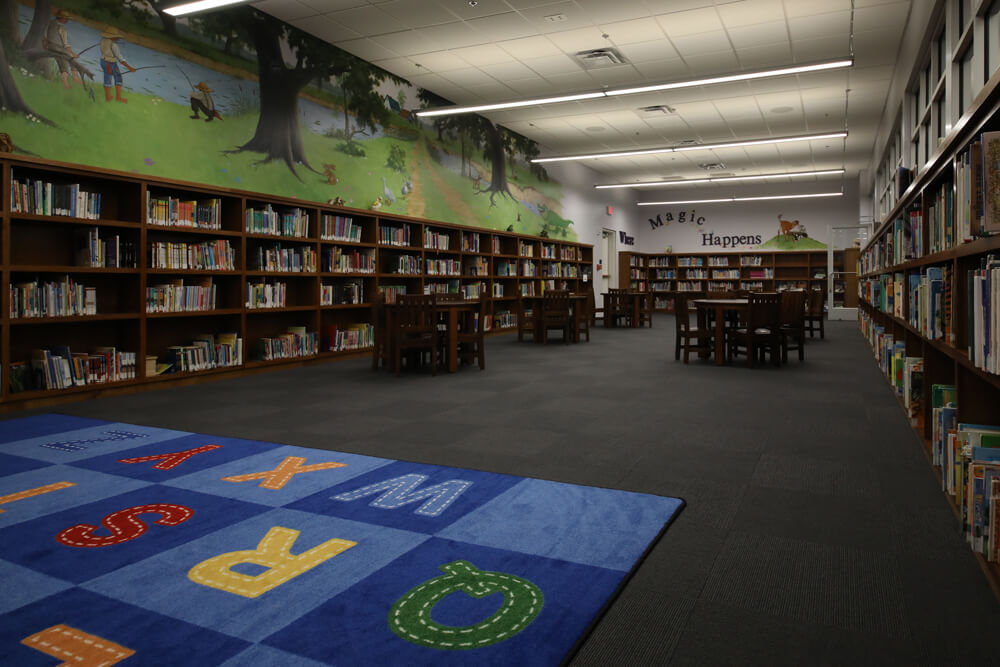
[756,234,828,250]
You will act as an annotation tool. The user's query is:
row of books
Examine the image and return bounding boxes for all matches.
[686,269,708,279]
[677,257,705,266]
[320,215,361,242]
[860,265,954,343]
[254,327,318,361]
[707,256,730,266]
[76,228,137,268]
[321,280,365,305]
[246,281,286,309]
[323,248,375,274]
[162,332,241,373]
[467,257,489,275]
[492,283,504,297]
[713,270,740,279]
[746,268,774,278]
[462,233,481,253]
[520,282,536,296]
[150,240,235,271]
[392,255,422,274]
[146,278,216,313]
[10,346,136,393]
[521,261,538,277]
[519,242,534,257]
[380,225,411,246]
[10,277,97,318]
[378,285,406,303]
[494,309,516,328]
[653,270,677,279]
[250,245,317,273]
[11,176,101,219]
[147,193,222,229]
[325,323,374,352]
[707,281,735,291]
[740,256,763,266]
[496,261,516,276]
[968,254,999,374]
[561,247,578,260]
[246,205,309,237]
[424,230,450,250]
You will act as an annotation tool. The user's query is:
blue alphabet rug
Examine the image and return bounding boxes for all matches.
[0,414,683,666]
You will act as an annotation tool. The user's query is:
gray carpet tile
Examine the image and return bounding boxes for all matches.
[6,315,999,666]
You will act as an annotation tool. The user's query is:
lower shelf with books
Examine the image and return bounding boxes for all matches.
[860,303,1000,600]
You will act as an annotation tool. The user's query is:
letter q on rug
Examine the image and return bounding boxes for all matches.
[0,414,683,666]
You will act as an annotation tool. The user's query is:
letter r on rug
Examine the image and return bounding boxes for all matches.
[188,526,357,598]
[21,625,134,666]
[221,457,346,490]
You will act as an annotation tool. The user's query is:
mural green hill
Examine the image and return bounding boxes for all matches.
[756,234,828,250]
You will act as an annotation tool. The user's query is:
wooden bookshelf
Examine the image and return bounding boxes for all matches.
[618,250,837,311]
[858,68,1000,598]
[1,155,592,409]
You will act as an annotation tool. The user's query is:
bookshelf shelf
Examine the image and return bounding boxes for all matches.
[1,155,591,407]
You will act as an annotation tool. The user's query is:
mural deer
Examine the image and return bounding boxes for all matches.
[777,214,800,241]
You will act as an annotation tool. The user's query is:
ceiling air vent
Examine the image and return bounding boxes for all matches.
[677,139,699,146]
[574,48,627,69]
[699,162,727,170]
[637,105,676,115]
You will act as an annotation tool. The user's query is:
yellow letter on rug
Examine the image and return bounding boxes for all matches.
[0,482,75,513]
[220,457,346,490]
[188,526,356,598]
[21,625,134,666]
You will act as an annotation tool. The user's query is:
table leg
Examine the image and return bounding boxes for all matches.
[448,309,459,372]
[714,307,725,365]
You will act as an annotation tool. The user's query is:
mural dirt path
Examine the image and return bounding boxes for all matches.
[406,141,427,219]
[419,138,480,225]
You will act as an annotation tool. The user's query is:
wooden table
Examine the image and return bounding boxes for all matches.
[523,294,587,343]
[692,298,749,366]
[384,299,480,373]
[601,291,648,328]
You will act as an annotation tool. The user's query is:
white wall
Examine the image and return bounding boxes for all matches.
[630,180,860,253]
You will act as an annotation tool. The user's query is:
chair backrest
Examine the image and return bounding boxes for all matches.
[706,290,732,300]
[395,293,437,331]
[543,290,570,318]
[780,290,807,327]
[748,292,781,330]
[674,294,691,331]
[435,292,463,302]
[608,287,630,294]
[807,289,824,316]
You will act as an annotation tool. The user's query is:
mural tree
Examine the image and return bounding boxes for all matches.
[122,0,179,37]
[417,88,452,142]
[0,0,21,53]
[213,8,401,180]
[0,33,51,127]
[338,61,397,142]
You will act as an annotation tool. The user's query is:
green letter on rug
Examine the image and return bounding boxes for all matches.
[389,560,543,650]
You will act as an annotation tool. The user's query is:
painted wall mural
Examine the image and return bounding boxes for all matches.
[0,1,577,240]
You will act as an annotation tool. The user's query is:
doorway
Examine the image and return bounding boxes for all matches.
[600,229,617,308]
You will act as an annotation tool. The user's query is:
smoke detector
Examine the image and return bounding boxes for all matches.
[574,48,627,69]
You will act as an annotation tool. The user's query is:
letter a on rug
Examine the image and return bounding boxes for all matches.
[0,414,684,666]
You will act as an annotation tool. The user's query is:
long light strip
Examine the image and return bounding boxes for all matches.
[636,192,843,206]
[532,131,847,164]
[416,58,853,117]
[595,169,845,190]
[165,0,253,16]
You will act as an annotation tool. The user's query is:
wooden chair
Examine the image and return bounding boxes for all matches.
[572,291,591,342]
[516,295,537,342]
[805,288,825,338]
[541,290,572,344]
[371,291,388,370]
[456,297,487,370]
[392,294,438,375]
[585,284,603,326]
[780,290,807,362]
[604,291,632,327]
[727,292,781,367]
[636,291,654,328]
[674,295,712,363]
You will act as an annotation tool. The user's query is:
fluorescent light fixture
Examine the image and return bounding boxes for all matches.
[532,131,847,163]
[415,58,852,117]
[636,192,843,206]
[595,169,845,189]
[164,0,253,16]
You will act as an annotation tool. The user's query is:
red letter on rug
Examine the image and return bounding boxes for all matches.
[56,503,194,548]
[118,444,222,470]
[0,482,75,514]
[21,625,134,665]
[221,456,346,490]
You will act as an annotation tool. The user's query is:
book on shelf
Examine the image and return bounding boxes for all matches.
[9,276,97,318]
[967,254,999,374]
[18,346,136,392]
[981,131,1000,234]
[10,174,102,218]
[147,192,221,229]
[903,357,924,429]
[146,277,216,313]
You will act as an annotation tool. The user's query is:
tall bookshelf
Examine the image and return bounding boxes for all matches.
[860,69,1000,598]
[619,250,836,311]
[2,155,593,410]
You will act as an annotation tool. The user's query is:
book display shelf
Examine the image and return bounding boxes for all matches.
[859,72,1000,598]
[1,155,592,409]
[619,250,840,311]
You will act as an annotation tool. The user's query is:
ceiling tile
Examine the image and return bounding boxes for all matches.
[791,35,851,62]
[714,97,763,119]
[656,7,724,37]
[725,21,789,50]
[616,39,680,63]
[782,0,851,18]
[632,59,691,80]
[373,57,424,79]
[518,2,593,32]
[575,0,652,24]
[378,0,461,26]
[288,15,361,42]
[736,42,794,68]
[788,11,851,41]
[438,67,493,86]
[523,54,583,76]
[852,29,904,67]
[337,38,400,61]
[496,35,564,58]
[480,61,540,79]
[403,50,470,72]
[507,77,561,95]
[600,18,666,44]
[466,12,539,41]
[370,30,442,56]
[255,0,317,22]
[716,0,785,26]
[417,22,493,49]
[547,27,614,53]
[329,6,411,35]
[683,50,741,74]
[450,44,517,66]
[669,31,733,57]
[586,65,645,86]
[543,71,597,90]
[407,71,457,91]
[444,0,518,19]
[300,0,369,11]
[465,81,519,99]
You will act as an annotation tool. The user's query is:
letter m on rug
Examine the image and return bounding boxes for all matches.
[331,474,472,517]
